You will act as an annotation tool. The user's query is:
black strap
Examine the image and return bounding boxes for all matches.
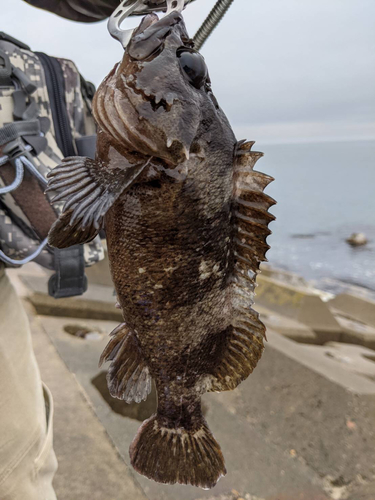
[0,48,12,86]
[22,0,118,23]
[48,246,88,298]
[0,32,30,50]
[0,120,40,146]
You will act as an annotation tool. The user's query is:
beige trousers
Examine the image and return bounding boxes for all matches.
[0,265,58,500]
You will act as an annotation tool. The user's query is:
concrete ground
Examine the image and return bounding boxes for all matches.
[28,305,147,500]
[7,263,375,500]
[35,315,375,500]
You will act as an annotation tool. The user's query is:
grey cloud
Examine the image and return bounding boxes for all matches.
[2,0,375,142]
[197,0,375,136]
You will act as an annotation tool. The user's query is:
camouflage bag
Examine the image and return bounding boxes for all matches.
[0,32,104,297]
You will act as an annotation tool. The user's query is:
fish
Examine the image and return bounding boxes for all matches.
[46,10,276,490]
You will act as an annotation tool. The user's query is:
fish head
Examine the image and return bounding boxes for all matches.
[94,11,223,165]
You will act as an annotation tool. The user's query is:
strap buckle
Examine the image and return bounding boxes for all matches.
[0,137,47,194]
[2,137,28,161]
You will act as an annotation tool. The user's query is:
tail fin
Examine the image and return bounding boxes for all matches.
[129,414,226,489]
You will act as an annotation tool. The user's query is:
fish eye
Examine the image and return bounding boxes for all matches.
[177,48,208,89]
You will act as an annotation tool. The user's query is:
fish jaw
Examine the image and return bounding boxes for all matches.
[93,11,219,166]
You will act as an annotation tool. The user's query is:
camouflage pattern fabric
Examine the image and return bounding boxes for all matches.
[57,58,96,139]
[0,37,104,267]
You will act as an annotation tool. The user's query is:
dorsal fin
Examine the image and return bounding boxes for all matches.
[233,140,276,276]
[210,141,276,392]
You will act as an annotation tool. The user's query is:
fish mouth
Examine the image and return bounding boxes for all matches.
[94,9,197,164]
[126,79,176,112]
[127,10,185,61]
[136,12,160,34]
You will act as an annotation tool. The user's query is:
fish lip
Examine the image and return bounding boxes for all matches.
[135,11,184,37]
[135,13,160,36]
[128,11,183,60]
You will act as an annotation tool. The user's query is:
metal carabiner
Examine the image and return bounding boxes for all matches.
[108,0,188,48]
[108,0,146,48]
[165,0,186,15]
[0,139,47,195]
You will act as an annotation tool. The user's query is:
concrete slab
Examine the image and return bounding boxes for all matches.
[267,331,375,395]
[6,261,51,298]
[334,315,375,351]
[256,275,342,342]
[329,294,375,329]
[38,315,375,500]
[304,342,375,382]
[257,305,318,344]
[21,274,122,322]
[27,307,147,500]
[259,264,308,288]
[85,250,114,287]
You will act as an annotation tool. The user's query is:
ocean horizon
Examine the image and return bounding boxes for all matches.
[255,139,375,293]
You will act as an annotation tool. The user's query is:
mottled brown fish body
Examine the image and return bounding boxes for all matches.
[47,10,275,490]
[105,138,234,400]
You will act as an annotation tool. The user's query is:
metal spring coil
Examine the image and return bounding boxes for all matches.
[193,0,235,50]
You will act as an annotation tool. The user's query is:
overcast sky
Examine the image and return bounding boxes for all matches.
[2,0,374,144]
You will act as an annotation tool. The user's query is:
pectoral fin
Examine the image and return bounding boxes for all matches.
[46,156,149,248]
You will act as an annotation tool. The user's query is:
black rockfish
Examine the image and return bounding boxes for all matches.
[46,10,275,489]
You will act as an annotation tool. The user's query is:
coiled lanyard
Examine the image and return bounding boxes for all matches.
[0,140,49,265]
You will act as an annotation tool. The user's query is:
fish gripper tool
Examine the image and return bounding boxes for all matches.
[108,0,191,48]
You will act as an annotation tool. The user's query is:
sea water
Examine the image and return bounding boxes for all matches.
[259,140,375,292]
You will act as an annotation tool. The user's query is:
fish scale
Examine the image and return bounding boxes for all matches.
[46,10,275,490]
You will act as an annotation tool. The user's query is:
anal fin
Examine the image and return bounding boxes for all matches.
[99,323,152,404]
[210,141,276,392]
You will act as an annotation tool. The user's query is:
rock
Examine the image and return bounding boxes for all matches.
[346,233,368,247]
[257,304,319,344]
[20,274,122,322]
